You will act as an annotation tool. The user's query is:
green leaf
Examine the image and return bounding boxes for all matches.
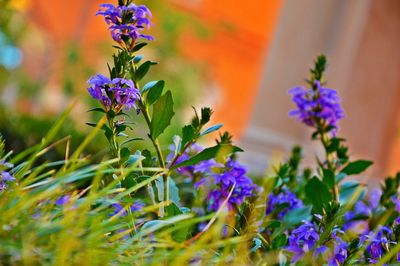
[282,206,312,225]
[165,202,182,217]
[143,81,159,92]
[272,234,287,249]
[150,91,175,139]
[341,160,373,175]
[322,168,335,188]
[327,138,341,153]
[168,177,180,205]
[339,181,366,204]
[140,220,171,236]
[132,42,147,52]
[304,176,332,213]
[171,144,243,170]
[121,137,143,146]
[125,150,145,167]
[155,176,180,204]
[121,173,138,190]
[146,80,165,105]
[190,107,200,128]
[336,172,346,183]
[120,147,131,163]
[181,125,196,150]
[200,123,223,136]
[265,220,281,229]
[87,107,106,114]
[86,123,112,138]
[133,55,143,64]
[200,107,213,125]
[165,203,189,242]
[135,61,157,82]
[155,176,164,202]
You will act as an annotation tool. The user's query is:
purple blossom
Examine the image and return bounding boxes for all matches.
[87,75,140,112]
[167,142,222,178]
[369,188,382,210]
[97,3,153,43]
[343,190,381,232]
[110,78,140,110]
[0,160,15,192]
[289,80,344,131]
[266,187,304,219]
[364,226,396,263]
[287,221,320,262]
[196,158,257,212]
[55,195,71,206]
[392,197,400,212]
[110,200,145,217]
[328,232,348,266]
[287,223,349,265]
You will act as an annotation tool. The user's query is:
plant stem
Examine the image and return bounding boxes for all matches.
[107,116,119,159]
[128,52,169,214]
[318,122,338,202]
[168,139,196,171]
[137,99,169,210]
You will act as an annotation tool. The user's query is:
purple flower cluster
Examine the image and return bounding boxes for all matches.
[195,159,257,212]
[266,187,304,219]
[289,81,344,131]
[0,160,14,192]
[343,189,381,232]
[327,232,349,266]
[287,222,349,265]
[167,142,222,179]
[97,3,153,43]
[87,74,140,112]
[287,221,320,262]
[166,140,257,212]
[364,226,397,263]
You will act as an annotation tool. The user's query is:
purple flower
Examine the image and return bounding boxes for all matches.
[369,188,382,210]
[87,75,140,112]
[392,197,400,212]
[55,195,71,206]
[0,160,15,192]
[287,222,349,265]
[289,81,344,132]
[365,226,396,263]
[110,200,145,217]
[287,221,320,262]
[110,78,140,110]
[87,74,111,106]
[167,142,222,178]
[197,159,257,212]
[97,3,153,44]
[328,232,348,266]
[343,190,381,232]
[266,187,304,219]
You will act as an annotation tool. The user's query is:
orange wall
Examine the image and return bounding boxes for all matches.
[176,0,282,138]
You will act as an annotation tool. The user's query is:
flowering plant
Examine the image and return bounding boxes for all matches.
[0,1,399,265]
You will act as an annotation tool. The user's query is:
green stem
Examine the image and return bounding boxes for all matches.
[107,116,119,159]
[318,122,338,202]
[137,99,169,209]
[168,138,197,172]
[128,51,169,214]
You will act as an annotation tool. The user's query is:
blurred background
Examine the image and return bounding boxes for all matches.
[0,0,399,184]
